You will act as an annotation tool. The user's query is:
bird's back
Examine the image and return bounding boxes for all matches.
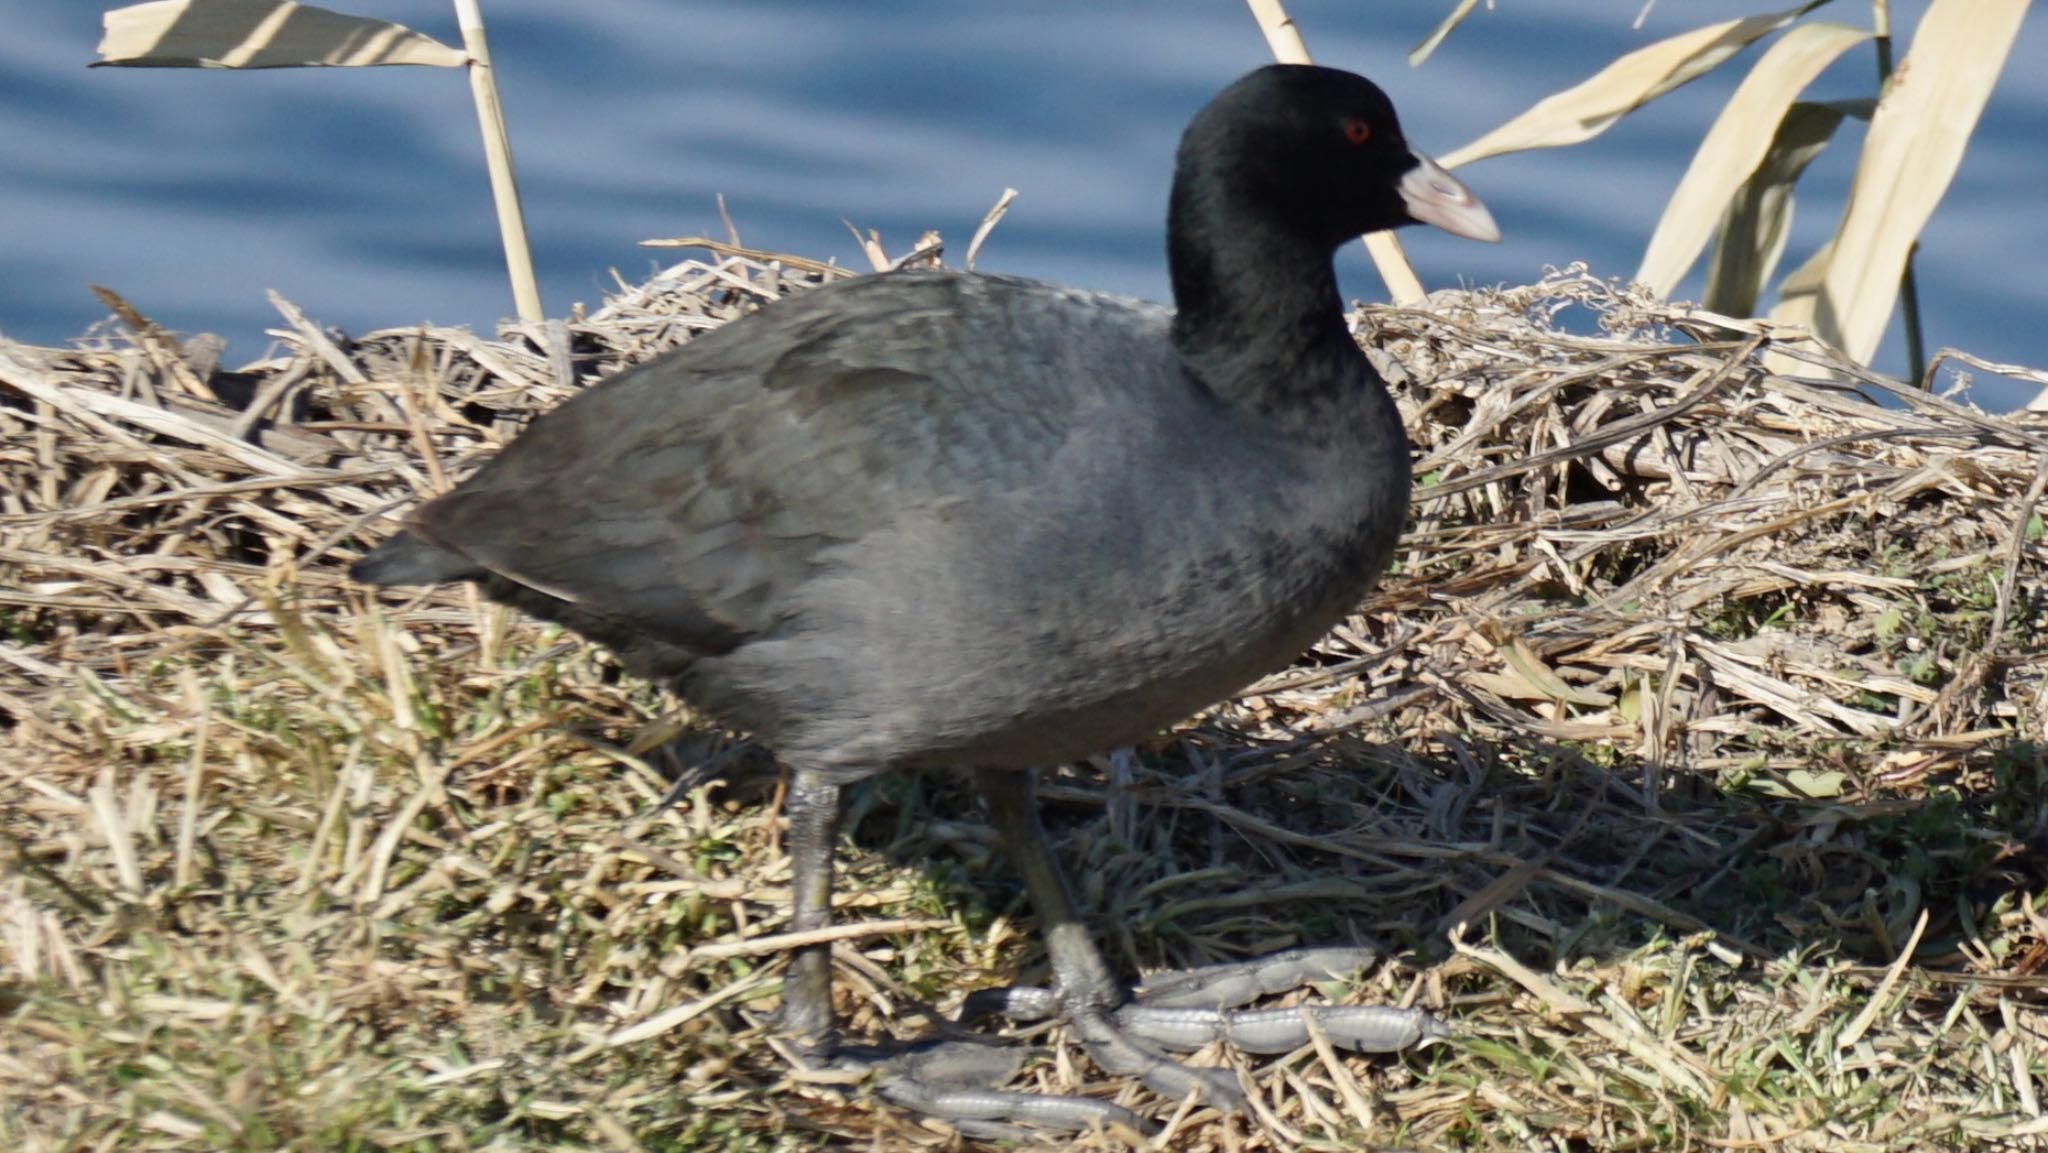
[359,267,1410,777]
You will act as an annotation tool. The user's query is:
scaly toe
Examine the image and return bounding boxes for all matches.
[832,1039,1152,1138]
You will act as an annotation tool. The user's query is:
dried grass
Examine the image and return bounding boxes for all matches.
[2,249,2046,1152]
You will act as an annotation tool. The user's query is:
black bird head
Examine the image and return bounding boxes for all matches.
[1176,64,1499,250]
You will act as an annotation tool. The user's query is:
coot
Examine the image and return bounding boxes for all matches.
[355,63,1496,1133]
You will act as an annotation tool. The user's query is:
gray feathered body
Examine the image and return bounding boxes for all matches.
[356,268,1411,780]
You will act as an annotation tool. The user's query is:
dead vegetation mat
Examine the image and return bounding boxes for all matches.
[3,252,2047,1152]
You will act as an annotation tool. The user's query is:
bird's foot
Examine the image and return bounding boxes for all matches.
[1129,944,1450,1055]
[970,945,1447,1054]
[779,952,1443,1136]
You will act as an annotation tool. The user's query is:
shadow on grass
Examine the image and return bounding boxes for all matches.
[638,709,2048,1147]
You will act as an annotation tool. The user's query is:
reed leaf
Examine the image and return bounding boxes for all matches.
[96,0,466,69]
[1703,99,1868,317]
[1408,0,1483,67]
[1770,0,2031,366]
[1440,3,1822,169]
[1636,22,1871,298]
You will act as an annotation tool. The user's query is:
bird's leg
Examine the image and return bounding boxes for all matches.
[779,769,843,1059]
[775,766,1150,1138]
[971,767,1244,1109]
[775,765,1442,1138]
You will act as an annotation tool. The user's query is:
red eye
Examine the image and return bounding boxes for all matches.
[1343,118,1372,145]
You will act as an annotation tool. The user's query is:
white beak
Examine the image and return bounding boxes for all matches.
[1398,148,1500,243]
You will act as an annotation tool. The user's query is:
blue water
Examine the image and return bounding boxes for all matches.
[2,1,2042,408]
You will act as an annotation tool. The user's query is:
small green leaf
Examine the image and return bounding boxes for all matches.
[1874,607,1903,640]
[1786,768,1847,798]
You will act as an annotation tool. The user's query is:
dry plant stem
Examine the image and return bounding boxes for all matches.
[1870,0,1927,386]
[1409,0,1484,67]
[453,0,543,324]
[966,187,1019,270]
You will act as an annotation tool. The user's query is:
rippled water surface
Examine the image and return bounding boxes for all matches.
[2,1,2042,407]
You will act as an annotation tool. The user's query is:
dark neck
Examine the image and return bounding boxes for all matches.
[1166,184,1369,412]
